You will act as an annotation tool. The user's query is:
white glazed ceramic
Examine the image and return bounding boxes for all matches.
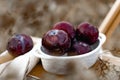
[35,33,106,74]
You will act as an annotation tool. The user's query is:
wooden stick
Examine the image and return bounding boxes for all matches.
[0,51,15,64]
[99,0,120,34]
[106,11,120,40]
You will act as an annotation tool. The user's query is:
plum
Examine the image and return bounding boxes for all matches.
[73,41,91,55]
[42,29,71,55]
[76,22,99,44]
[7,34,33,56]
[53,21,75,39]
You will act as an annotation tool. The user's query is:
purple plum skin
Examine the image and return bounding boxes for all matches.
[76,22,99,44]
[73,41,91,55]
[53,21,75,39]
[42,29,71,55]
[7,34,33,56]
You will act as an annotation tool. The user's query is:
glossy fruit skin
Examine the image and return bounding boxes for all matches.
[73,41,91,55]
[42,29,71,55]
[7,34,33,56]
[76,22,99,44]
[53,21,75,39]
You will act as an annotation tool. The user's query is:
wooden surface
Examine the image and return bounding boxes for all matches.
[29,62,46,78]
[29,62,65,79]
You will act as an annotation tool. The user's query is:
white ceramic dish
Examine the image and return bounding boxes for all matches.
[35,33,106,74]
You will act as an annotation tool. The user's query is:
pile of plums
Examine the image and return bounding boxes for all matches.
[42,21,99,56]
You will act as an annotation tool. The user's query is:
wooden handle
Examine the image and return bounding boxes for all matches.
[99,0,120,33]
[0,51,15,64]
[106,12,120,39]
[99,0,120,48]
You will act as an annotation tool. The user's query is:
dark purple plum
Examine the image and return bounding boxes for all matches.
[7,34,33,56]
[53,21,75,39]
[76,22,99,44]
[73,41,91,55]
[42,29,71,55]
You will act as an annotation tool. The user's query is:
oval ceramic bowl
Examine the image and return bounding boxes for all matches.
[35,33,106,74]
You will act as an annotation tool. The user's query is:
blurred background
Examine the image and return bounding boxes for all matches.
[0,0,119,53]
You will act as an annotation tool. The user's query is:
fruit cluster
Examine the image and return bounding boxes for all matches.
[42,21,99,56]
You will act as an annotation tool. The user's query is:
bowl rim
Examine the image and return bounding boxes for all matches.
[35,33,106,59]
